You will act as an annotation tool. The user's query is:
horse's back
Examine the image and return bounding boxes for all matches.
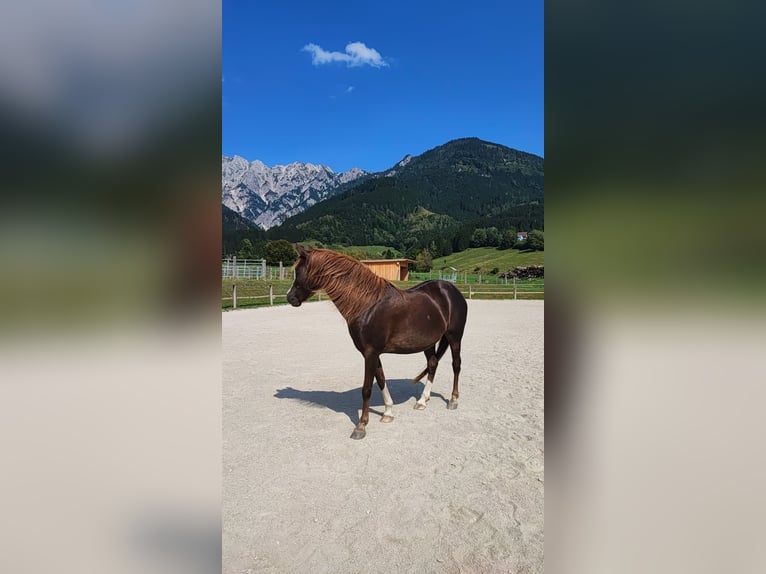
[406,280,467,334]
[405,278,456,292]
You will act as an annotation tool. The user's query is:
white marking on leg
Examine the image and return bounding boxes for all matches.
[417,377,434,406]
[381,385,393,417]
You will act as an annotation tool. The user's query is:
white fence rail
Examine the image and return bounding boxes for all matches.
[464,282,545,299]
[222,280,543,309]
[223,259,542,285]
[409,270,543,285]
[222,257,293,281]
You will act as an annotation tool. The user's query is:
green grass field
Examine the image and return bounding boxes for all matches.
[300,244,542,271]
[222,279,310,310]
[223,275,543,309]
[431,247,544,273]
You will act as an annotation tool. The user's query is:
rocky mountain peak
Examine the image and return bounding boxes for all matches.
[221,156,366,229]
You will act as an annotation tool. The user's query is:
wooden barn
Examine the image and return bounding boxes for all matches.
[360,259,411,282]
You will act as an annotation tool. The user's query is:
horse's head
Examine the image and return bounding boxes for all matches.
[286,245,317,307]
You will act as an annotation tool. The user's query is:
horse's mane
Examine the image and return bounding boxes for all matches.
[305,249,402,323]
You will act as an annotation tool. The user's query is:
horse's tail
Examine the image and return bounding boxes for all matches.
[411,336,450,384]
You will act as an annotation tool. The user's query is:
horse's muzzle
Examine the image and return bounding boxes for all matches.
[286,292,301,307]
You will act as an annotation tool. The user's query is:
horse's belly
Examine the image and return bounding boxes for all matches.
[367,293,448,354]
[382,328,443,354]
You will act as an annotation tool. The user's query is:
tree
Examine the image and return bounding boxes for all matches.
[452,228,471,252]
[414,249,433,272]
[438,236,453,257]
[499,228,517,250]
[264,239,298,265]
[470,227,487,247]
[237,238,256,259]
[383,248,396,259]
[526,229,544,251]
[485,226,500,247]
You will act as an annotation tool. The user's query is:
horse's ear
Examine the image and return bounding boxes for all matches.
[296,244,307,258]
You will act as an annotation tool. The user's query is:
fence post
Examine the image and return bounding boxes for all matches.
[514,277,517,300]
[469,284,473,300]
[261,259,266,280]
[233,256,238,279]
[279,261,284,280]
[269,284,274,305]
[232,283,237,309]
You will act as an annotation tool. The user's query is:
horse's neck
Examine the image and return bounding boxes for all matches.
[321,272,383,323]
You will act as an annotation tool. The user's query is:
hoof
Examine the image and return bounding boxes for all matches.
[350,428,366,440]
[380,415,394,423]
[447,400,458,410]
[414,402,427,410]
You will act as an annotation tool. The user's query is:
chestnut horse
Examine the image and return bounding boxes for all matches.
[286,246,468,440]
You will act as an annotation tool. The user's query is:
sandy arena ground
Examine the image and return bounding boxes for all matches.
[223,300,544,574]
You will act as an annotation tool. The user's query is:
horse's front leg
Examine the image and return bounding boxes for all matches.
[350,354,378,440]
[376,358,394,423]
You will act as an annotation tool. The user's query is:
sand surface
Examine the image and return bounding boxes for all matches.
[223,300,544,574]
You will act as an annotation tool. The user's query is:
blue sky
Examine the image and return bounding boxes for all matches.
[223,0,543,173]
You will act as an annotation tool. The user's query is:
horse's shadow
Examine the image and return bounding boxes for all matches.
[274,379,449,424]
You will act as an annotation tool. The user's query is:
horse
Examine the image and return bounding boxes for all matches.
[286,245,468,440]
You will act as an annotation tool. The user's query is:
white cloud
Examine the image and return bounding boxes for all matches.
[302,41,388,68]
[346,85,355,93]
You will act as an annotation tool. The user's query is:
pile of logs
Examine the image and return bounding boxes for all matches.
[499,265,544,279]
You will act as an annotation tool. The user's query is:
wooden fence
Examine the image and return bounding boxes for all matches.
[223,279,543,309]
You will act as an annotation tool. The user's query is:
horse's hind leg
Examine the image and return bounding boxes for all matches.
[412,336,448,384]
[414,347,439,410]
[376,359,394,423]
[411,352,430,384]
[447,337,462,410]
